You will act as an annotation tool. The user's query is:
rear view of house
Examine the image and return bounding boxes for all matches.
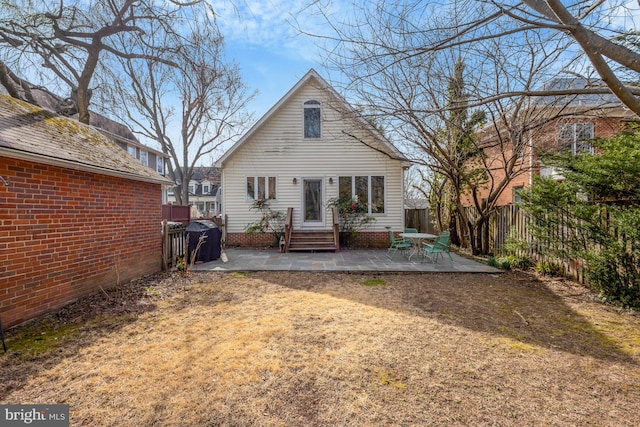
[216,69,410,250]
[0,95,170,327]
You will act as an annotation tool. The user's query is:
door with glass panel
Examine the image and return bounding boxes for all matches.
[302,178,324,227]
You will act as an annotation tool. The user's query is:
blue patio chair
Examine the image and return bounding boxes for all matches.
[422,231,453,263]
[387,230,412,259]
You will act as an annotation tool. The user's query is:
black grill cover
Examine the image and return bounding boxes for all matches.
[185,220,221,262]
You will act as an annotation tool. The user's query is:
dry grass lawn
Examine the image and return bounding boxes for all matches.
[1,270,639,426]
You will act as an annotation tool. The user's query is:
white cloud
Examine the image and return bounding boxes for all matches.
[211,0,342,62]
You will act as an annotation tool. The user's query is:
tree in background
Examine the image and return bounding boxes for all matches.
[104,4,254,205]
[308,1,572,254]
[0,0,199,124]
[522,129,640,307]
[0,1,253,205]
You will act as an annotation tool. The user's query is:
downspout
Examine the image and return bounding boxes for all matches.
[401,166,409,230]
[529,133,534,186]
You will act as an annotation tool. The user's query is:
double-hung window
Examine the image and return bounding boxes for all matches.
[338,175,385,214]
[559,122,594,155]
[246,176,277,200]
[304,100,321,139]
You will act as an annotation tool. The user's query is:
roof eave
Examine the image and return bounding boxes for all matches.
[0,147,172,185]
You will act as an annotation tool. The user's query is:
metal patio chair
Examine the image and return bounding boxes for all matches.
[387,230,412,259]
[422,231,453,263]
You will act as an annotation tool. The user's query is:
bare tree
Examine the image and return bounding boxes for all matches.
[0,0,201,124]
[309,0,640,114]
[305,1,607,254]
[104,6,255,205]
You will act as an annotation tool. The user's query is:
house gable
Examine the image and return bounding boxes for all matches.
[216,69,409,242]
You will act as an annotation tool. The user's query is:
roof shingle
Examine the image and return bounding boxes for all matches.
[0,94,170,184]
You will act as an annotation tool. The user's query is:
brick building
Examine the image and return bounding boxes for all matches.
[0,94,171,327]
[462,78,639,207]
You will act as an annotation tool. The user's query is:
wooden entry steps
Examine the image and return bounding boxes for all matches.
[288,231,337,252]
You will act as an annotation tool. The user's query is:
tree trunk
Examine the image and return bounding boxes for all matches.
[76,41,102,124]
[448,210,461,246]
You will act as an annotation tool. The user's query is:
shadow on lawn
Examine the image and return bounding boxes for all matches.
[0,272,179,401]
[258,270,638,365]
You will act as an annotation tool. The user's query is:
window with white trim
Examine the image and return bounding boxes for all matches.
[559,122,594,155]
[246,176,277,200]
[303,100,321,139]
[156,157,164,174]
[127,145,136,157]
[338,175,385,214]
[513,185,524,204]
[140,150,148,166]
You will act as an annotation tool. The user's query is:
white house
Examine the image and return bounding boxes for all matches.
[215,69,409,250]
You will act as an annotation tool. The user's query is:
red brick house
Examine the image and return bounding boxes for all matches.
[0,94,171,327]
[462,78,639,207]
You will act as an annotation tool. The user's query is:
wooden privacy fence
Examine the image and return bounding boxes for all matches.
[162,204,190,224]
[161,220,186,270]
[466,204,588,282]
[405,209,436,234]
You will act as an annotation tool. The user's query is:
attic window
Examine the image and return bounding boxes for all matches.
[304,100,321,139]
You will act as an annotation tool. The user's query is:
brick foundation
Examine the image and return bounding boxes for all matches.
[0,158,163,328]
[225,231,390,249]
[226,232,278,248]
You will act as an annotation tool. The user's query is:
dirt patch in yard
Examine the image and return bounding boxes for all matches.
[1,271,639,426]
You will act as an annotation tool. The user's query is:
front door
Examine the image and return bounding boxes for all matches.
[302,178,324,228]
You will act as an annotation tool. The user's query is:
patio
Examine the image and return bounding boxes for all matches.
[191,248,500,273]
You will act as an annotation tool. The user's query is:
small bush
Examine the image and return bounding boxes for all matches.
[328,197,375,248]
[535,261,562,276]
[487,256,511,270]
[585,249,640,308]
[503,255,533,270]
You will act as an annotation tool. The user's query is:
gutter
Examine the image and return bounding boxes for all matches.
[0,147,172,185]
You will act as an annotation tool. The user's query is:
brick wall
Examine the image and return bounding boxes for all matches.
[226,231,390,249]
[226,232,276,247]
[0,158,162,327]
[462,116,628,207]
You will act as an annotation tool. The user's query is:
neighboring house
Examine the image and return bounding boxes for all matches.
[215,69,410,249]
[166,166,222,217]
[0,94,171,327]
[0,82,169,188]
[464,77,639,207]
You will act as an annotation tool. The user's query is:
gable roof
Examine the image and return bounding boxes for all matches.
[215,69,408,168]
[0,94,171,185]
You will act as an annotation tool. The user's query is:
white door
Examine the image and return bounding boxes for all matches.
[302,178,324,228]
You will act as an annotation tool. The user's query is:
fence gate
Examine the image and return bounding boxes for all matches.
[162,220,186,270]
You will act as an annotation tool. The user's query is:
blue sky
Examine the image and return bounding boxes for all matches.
[212,0,339,119]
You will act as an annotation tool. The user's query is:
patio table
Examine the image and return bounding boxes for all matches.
[400,232,436,261]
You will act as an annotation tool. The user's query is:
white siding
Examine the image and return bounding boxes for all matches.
[222,79,405,233]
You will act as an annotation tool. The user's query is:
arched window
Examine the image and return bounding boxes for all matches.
[303,100,321,139]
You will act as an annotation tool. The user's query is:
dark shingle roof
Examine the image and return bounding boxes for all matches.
[534,77,623,107]
[0,94,170,184]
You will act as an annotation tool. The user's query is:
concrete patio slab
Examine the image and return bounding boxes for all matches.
[191,248,501,273]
